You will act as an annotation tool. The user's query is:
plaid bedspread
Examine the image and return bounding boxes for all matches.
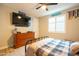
[35,39,72,56]
[26,38,73,56]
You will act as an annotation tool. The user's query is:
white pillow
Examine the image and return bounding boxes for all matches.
[70,42,79,55]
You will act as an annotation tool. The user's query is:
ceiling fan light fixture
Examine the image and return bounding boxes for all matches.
[41,5,47,10]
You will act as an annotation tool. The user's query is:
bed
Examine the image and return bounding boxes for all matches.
[25,37,74,56]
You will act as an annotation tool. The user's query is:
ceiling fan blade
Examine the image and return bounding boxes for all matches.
[46,8,48,11]
[46,3,58,5]
[40,3,58,5]
[36,6,42,9]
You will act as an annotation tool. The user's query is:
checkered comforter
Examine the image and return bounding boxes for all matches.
[26,38,73,56]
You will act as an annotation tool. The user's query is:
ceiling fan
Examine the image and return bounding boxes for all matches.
[36,3,58,11]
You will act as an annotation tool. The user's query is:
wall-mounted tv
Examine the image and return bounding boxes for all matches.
[12,11,31,27]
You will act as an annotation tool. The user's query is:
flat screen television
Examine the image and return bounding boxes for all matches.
[12,12,31,27]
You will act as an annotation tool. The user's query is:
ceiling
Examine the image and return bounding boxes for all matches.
[1,3,79,17]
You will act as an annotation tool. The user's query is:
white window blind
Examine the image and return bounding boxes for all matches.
[48,14,66,33]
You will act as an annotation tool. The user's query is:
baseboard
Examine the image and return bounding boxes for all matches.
[0,46,8,50]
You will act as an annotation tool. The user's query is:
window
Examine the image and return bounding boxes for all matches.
[48,14,66,33]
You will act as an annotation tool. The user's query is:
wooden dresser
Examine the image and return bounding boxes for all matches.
[14,31,35,48]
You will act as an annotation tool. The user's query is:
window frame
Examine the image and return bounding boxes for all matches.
[48,14,66,33]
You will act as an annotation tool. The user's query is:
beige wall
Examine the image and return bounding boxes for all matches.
[32,17,39,38]
[39,13,79,41]
[0,5,39,49]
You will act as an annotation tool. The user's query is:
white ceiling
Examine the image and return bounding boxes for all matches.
[2,3,79,17]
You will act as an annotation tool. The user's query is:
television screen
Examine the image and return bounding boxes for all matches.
[12,12,31,27]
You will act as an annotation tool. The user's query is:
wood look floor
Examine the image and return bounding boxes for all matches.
[0,46,25,56]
